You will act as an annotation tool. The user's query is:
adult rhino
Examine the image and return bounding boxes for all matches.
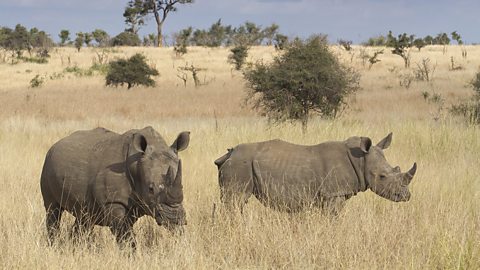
[40,126,190,247]
[214,133,417,214]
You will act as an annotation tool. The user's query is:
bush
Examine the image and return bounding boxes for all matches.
[111,31,141,47]
[244,35,360,133]
[451,102,480,124]
[174,43,188,56]
[29,74,44,88]
[63,63,110,77]
[20,56,48,64]
[274,34,288,50]
[451,72,480,124]
[472,73,480,94]
[106,53,159,89]
[89,63,109,75]
[363,35,386,46]
[228,45,249,70]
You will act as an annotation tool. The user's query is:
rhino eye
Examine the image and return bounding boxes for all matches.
[379,174,386,180]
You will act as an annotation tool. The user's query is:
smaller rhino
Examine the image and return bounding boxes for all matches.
[40,126,190,247]
[214,133,417,214]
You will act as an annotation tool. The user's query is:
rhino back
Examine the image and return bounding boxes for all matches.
[41,128,125,212]
[227,140,359,210]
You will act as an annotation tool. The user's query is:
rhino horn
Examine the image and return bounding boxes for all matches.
[174,160,182,185]
[166,165,175,185]
[402,162,417,185]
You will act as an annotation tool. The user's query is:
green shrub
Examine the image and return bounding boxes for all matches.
[363,35,386,46]
[64,66,90,76]
[29,74,44,88]
[274,34,288,50]
[111,31,141,47]
[243,35,360,133]
[89,63,109,75]
[451,72,480,124]
[450,102,480,124]
[106,53,159,89]
[228,45,249,70]
[63,64,108,77]
[20,56,48,64]
[174,43,188,56]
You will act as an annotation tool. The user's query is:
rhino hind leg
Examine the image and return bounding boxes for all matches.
[45,204,64,245]
[218,159,254,213]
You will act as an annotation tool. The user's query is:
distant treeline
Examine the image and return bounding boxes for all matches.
[0,22,469,63]
[363,30,464,48]
[172,20,286,47]
[0,24,54,61]
[0,21,287,51]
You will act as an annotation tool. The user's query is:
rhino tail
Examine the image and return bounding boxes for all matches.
[214,148,234,168]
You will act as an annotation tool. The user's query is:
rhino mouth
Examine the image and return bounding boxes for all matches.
[155,203,187,228]
[378,190,410,202]
[393,191,410,202]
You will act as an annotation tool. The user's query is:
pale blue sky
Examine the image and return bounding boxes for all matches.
[0,0,479,44]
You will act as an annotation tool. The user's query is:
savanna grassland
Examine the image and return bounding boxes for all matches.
[0,45,479,269]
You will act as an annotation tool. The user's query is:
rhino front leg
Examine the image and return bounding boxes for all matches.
[45,204,64,245]
[107,203,136,249]
[70,212,94,243]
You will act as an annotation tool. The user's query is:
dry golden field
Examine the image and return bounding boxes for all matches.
[0,45,479,269]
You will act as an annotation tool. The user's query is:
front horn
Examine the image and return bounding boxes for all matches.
[403,162,417,185]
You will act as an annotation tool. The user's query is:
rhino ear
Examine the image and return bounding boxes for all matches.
[132,133,148,153]
[360,137,372,154]
[377,132,393,150]
[171,131,190,153]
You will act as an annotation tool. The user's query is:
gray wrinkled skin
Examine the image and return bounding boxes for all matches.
[214,133,416,214]
[40,126,190,247]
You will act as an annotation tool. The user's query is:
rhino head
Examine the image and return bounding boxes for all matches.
[360,133,417,202]
[127,130,190,230]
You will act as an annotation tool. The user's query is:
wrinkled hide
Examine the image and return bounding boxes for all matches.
[40,126,190,246]
[215,133,416,213]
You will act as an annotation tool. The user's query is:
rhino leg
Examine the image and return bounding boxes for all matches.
[45,204,64,245]
[70,211,94,243]
[218,159,254,213]
[107,203,136,249]
[318,196,346,216]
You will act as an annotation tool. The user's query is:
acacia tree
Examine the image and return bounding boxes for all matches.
[92,29,110,47]
[136,0,194,47]
[84,32,93,46]
[74,32,84,52]
[59,30,70,46]
[262,23,279,45]
[391,33,412,68]
[451,31,463,45]
[123,0,146,34]
[413,38,426,51]
[106,53,159,89]
[244,35,360,134]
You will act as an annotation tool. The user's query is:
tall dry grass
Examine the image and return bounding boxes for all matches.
[0,45,479,269]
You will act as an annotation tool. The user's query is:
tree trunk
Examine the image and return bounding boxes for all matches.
[157,21,163,47]
[150,0,163,48]
[301,117,308,135]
